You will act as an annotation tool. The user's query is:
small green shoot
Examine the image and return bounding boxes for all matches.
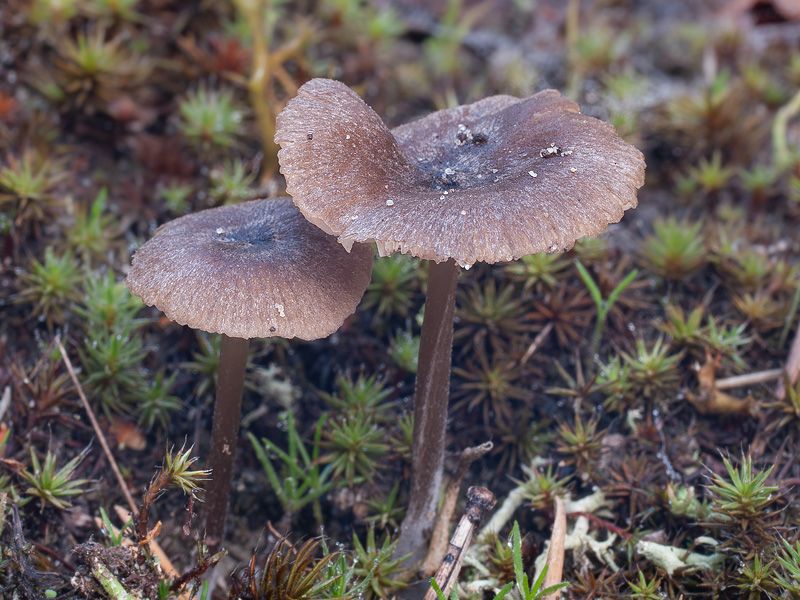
[248,413,332,525]
[509,522,567,600]
[627,571,662,600]
[575,260,638,356]
[16,248,83,328]
[178,87,244,153]
[351,528,409,599]
[99,506,132,547]
[707,454,778,530]
[320,413,389,485]
[23,445,90,510]
[775,538,800,593]
[642,217,706,280]
[67,188,121,266]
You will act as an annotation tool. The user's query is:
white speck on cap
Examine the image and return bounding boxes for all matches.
[386,199,394,206]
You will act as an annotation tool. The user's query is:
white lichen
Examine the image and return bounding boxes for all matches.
[636,539,724,576]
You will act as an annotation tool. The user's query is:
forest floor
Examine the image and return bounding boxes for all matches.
[2,0,800,598]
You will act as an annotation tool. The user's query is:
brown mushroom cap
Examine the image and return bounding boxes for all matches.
[276,78,645,268]
[126,197,374,340]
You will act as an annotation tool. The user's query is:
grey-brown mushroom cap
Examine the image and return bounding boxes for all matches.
[125,197,374,340]
[276,78,646,267]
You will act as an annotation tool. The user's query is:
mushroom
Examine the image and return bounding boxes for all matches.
[126,196,373,549]
[275,78,645,561]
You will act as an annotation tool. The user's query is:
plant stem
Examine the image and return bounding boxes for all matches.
[202,334,249,552]
[235,0,280,180]
[396,258,460,565]
[92,558,135,600]
[773,86,800,169]
[565,0,581,100]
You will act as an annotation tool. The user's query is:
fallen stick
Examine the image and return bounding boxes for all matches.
[423,486,497,600]
[420,441,493,578]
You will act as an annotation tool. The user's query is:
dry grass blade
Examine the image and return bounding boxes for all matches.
[543,497,566,599]
[55,336,138,515]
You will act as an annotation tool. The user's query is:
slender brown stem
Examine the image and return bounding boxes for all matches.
[396,259,460,564]
[202,334,249,552]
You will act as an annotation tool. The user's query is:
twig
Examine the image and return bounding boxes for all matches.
[55,336,138,516]
[420,441,493,577]
[543,497,566,599]
[30,539,76,572]
[519,322,553,366]
[423,487,497,600]
[715,369,783,390]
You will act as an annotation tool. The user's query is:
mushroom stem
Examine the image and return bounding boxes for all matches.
[396,258,460,564]
[202,334,249,552]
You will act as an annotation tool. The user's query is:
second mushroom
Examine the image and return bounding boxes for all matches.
[275,79,646,562]
[126,196,373,551]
